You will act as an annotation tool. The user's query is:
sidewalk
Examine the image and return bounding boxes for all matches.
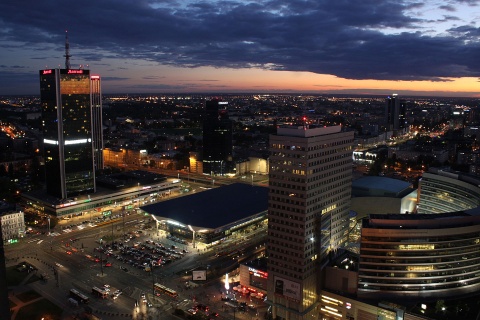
[8,270,56,320]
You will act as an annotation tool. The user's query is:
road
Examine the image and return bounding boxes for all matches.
[5,209,267,320]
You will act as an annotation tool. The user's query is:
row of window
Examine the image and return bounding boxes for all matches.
[358,277,480,292]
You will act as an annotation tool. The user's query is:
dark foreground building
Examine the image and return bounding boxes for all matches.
[202,99,233,175]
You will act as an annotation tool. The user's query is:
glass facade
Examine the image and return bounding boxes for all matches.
[90,75,104,170]
[202,100,232,175]
[40,69,95,199]
[418,171,480,214]
[358,213,480,299]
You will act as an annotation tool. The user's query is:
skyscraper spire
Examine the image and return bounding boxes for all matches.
[64,30,71,69]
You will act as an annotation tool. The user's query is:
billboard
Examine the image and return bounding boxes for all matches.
[192,270,207,281]
[274,276,301,301]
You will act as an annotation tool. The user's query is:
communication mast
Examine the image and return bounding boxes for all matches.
[64,30,71,69]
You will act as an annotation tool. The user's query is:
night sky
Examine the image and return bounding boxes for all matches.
[1,0,480,96]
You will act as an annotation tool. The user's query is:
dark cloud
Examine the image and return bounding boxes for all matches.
[142,76,166,80]
[439,5,456,12]
[0,0,480,88]
[101,76,130,81]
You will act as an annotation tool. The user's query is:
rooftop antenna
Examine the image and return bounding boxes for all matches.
[64,30,71,69]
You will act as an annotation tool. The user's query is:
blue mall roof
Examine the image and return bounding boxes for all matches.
[141,183,268,229]
[352,176,412,198]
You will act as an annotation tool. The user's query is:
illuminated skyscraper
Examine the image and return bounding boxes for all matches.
[202,99,232,175]
[39,68,95,199]
[266,125,353,320]
[90,75,104,170]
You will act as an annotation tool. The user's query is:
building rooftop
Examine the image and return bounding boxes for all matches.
[243,257,268,271]
[96,170,167,190]
[352,176,412,198]
[276,125,342,137]
[141,183,268,230]
[22,170,170,206]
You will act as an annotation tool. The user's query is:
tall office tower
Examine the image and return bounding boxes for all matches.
[385,94,407,132]
[202,99,233,175]
[39,68,96,199]
[90,75,104,170]
[267,125,353,320]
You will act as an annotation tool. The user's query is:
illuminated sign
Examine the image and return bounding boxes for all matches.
[44,139,58,145]
[192,270,207,281]
[274,276,301,301]
[42,69,53,75]
[45,138,91,145]
[142,186,151,190]
[218,101,228,105]
[248,267,268,279]
[322,204,337,215]
[64,138,91,145]
[60,201,77,207]
[67,69,84,74]
[90,75,100,79]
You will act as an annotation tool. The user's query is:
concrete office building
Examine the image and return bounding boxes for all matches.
[1,211,25,243]
[266,125,354,320]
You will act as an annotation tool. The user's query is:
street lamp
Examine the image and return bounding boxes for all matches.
[224,273,230,294]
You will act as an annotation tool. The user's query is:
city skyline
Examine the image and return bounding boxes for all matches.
[1,0,480,97]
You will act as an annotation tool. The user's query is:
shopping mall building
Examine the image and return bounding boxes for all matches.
[141,183,269,245]
[21,170,181,218]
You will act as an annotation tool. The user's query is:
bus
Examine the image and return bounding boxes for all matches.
[92,286,109,299]
[70,288,90,304]
[153,283,178,298]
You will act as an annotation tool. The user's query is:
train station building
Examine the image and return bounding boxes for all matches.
[21,170,181,219]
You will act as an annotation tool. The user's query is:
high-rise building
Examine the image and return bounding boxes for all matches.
[386,94,407,132]
[202,99,232,175]
[90,75,104,171]
[39,68,95,199]
[266,125,353,320]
